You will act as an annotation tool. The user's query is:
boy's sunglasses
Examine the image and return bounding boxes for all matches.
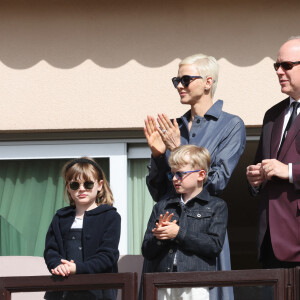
[172,75,203,88]
[69,181,94,191]
[273,61,300,71]
[167,170,202,181]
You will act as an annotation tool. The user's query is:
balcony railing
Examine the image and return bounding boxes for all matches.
[0,267,300,300]
[0,273,137,300]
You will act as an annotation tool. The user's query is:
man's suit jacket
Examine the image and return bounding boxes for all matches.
[253,97,300,262]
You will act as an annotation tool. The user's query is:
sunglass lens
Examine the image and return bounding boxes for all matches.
[282,62,293,70]
[168,172,184,181]
[274,62,294,71]
[175,171,183,180]
[167,172,174,181]
[69,182,80,190]
[69,181,94,190]
[84,181,94,189]
[181,76,191,87]
[172,77,180,88]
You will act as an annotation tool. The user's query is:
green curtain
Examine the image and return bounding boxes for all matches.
[0,158,109,256]
[128,159,154,254]
[0,159,67,256]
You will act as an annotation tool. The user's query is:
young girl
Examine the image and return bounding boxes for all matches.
[44,157,121,300]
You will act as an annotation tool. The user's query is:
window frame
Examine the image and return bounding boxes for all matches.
[0,138,151,255]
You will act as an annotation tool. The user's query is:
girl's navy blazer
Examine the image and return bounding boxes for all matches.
[44,204,121,275]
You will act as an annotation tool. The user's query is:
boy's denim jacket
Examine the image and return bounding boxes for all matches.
[142,189,228,272]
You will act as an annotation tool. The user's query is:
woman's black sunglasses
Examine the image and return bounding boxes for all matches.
[69,181,94,191]
[273,61,300,71]
[172,75,202,88]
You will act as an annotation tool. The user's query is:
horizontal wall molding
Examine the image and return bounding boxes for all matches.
[0,126,261,142]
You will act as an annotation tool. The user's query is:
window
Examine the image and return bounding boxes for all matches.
[0,139,151,256]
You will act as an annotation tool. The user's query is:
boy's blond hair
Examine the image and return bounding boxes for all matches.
[168,145,211,183]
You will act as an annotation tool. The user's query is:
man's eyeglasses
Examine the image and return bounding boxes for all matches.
[167,170,202,181]
[172,75,202,88]
[273,61,300,71]
[69,181,94,191]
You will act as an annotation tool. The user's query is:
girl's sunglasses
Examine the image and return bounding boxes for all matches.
[69,181,94,191]
[172,75,203,88]
[273,61,300,71]
[167,170,202,181]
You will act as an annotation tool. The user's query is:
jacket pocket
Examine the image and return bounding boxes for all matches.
[186,210,212,232]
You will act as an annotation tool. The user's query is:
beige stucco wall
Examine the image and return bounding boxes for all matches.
[0,0,299,131]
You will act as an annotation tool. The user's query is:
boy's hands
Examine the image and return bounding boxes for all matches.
[51,259,76,276]
[155,211,174,229]
[153,211,179,240]
[153,222,179,240]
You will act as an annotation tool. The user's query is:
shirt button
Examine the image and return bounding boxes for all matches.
[169,249,173,254]
[197,213,201,218]
[157,241,162,246]
[196,119,200,123]
[72,236,75,240]
[78,247,82,250]
[192,133,196,137]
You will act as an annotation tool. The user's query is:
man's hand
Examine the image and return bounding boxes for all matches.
[261,159,289,181]
[246,163,264,187]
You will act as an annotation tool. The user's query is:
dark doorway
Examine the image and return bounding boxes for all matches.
[222,136,261,270]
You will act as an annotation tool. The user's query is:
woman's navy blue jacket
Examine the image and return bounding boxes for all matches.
[142,189,228,272]
[44,204,121,300]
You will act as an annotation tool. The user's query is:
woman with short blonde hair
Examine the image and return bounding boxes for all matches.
[143,53,246,300]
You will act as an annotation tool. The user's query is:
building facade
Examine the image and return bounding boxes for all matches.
[0,0,299,269]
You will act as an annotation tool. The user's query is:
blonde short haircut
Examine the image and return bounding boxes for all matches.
[168,145,211,183]
[179,54,219,97]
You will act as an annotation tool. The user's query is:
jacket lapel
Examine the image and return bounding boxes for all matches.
[277,113,300,160]
[270,108,286,158]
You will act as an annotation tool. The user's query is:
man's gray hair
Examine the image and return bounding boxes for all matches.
[288,36,300,41]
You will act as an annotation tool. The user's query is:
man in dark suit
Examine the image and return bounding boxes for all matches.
[246,36,300,268]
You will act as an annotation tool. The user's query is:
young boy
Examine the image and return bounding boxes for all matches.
[142,145,228,300]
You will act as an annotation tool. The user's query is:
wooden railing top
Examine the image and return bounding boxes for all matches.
[0,272,137,300]
[143,268,299,300]
[1,268,300,300]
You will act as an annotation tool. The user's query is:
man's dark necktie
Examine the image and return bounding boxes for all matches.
[277,101,300,157]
